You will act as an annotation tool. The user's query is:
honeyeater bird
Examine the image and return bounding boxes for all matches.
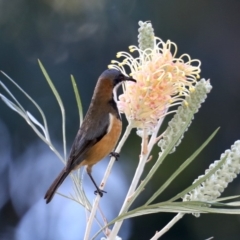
[44,69,136,203]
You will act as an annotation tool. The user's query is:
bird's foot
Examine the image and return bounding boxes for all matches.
[110,151,120,161]
[94,188,107,197]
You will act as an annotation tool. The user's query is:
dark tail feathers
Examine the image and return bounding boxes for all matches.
[44,168,69,204]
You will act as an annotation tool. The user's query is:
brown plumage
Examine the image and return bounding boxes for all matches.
[44,69,136,203]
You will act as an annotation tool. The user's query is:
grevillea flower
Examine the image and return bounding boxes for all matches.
[183,140,240,217]
[109,36,201,131]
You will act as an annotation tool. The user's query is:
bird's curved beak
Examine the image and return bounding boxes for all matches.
[123,75,137,83]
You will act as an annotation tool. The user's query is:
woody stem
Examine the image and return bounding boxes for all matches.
[108,117,164,239]
[150,213,184,240]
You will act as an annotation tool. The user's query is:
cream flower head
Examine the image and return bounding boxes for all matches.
[109,29,201,132]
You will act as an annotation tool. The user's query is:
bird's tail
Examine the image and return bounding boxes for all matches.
[44,168,69,204]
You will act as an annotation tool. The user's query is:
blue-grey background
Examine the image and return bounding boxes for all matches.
[1,0,240,239]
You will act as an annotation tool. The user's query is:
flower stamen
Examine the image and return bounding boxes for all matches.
[109,34,201,131]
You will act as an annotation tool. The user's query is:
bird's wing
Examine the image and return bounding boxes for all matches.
[66,111,109,170]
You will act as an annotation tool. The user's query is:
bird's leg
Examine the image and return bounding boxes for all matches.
[86,166,106,197]
[88,172,107,197]
[109,151,120,161]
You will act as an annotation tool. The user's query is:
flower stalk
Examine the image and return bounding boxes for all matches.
[149,213,184,240]
[108,112,169,239]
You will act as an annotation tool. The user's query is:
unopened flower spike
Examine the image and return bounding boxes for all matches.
[158,79,212,153]
[138,21,155,51]
[109,20,202,133]
[183,140,240,217]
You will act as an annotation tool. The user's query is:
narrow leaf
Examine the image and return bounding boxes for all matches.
[146,127,219,205]
[0,94,24,114]
[169,152,228,202]
[0,72,50,140]
[71,75,83,126]
[38,60,67,160]
[26,111,48,140]
[212,195,240,202]
[0,80,25,112]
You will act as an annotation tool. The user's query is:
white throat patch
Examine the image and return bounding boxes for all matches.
[113,82,122,104]
[113,82,123,118]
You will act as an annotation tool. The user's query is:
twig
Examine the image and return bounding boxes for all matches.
[108,117,165,239]
[149,213,184,240]
[84,123,133,240]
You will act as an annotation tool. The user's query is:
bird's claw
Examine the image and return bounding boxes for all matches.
[110,152,120,161]
[94,189,107,197]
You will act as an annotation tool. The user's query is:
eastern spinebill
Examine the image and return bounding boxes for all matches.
[44,69,136,203]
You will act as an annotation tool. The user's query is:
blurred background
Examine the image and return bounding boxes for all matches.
[1,0,240,239]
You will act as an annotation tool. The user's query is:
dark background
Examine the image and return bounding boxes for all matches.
[1,0,240,239]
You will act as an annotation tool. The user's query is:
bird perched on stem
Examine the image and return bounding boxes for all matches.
[44,69,136,203]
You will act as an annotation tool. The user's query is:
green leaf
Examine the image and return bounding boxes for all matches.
[117,201,240,221]
[212,195,240,202]
[38,60,67,160]
[0,79,25,112]
[145,128,219,205]
[71,75,83,126]
[92,199,240,240]
[0,72,50,140]
[170,152,228,202]
[0,76,64,162]
[0,94,25,116]
[26,111,48,139]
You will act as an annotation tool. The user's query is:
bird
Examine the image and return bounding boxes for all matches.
[44,69,136,203]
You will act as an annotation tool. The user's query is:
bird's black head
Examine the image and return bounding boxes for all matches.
[100,69,136,87]
[93,69,136,106]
